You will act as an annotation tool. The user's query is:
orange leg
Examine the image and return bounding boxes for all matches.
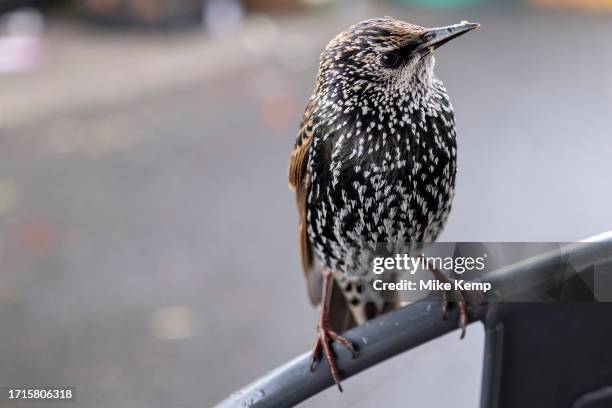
[310,270,357,392]
[428,265,469,339]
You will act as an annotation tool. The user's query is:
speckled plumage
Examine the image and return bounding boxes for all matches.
[288,17,478,388]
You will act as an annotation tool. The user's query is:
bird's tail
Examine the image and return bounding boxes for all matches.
[328,275,400,333]
[327,278,357,333]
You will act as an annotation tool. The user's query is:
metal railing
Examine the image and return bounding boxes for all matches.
[215,232,612,408]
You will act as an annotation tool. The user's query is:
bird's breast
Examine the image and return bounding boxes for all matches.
[306,87,457,275]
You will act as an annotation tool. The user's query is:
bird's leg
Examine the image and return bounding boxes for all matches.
[428,264,469,339]
[310,269,357,392]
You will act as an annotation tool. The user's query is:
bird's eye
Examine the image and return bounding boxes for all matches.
[379,52,401,68]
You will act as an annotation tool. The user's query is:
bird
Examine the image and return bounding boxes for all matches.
[288,17,479,391]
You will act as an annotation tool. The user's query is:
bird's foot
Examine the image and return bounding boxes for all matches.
[430,267,486,340]
[310,318,357,392]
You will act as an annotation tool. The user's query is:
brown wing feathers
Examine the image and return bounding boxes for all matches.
[289,98,357,331]
[288,103,321,305]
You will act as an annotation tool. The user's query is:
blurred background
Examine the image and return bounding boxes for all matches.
[0,0,612,407]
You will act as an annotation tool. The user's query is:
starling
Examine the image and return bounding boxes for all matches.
[288,17,479,390]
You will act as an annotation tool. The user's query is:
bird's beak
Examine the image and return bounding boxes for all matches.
[415,21,480,53]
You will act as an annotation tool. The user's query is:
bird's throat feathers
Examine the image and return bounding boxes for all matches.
[309,59,455,189]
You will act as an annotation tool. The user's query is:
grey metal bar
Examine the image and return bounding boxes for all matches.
[479,303,503,408]
[216,300,484,408]
[214,232,612,408]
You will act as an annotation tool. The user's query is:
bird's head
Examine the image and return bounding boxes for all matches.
[316,17,478,103]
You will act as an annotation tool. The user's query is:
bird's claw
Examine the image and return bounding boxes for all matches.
[430,265,486,340]
[310,320,356,392]
[440,285,486,339]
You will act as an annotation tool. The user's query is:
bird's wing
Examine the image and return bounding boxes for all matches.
[289,99,356,332]
[288,99,321,306]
